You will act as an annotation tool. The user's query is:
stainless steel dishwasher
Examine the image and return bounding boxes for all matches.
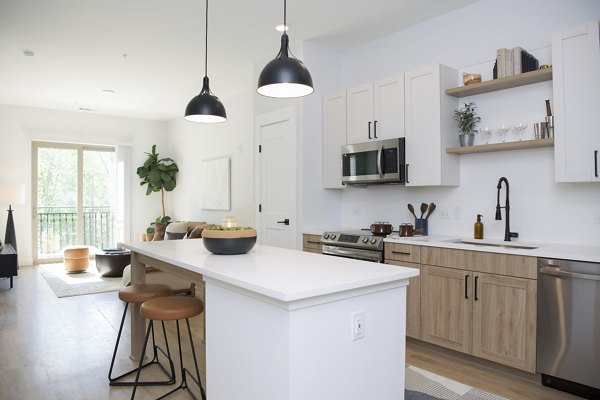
[537,258,600,400]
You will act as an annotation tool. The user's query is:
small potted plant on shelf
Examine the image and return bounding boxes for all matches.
[453,101,481,147]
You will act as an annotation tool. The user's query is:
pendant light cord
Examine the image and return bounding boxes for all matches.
[205,0,209,78]
[283,0,286,33]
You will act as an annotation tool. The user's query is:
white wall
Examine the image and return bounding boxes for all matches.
[0,104,168,265]
[302,0,600,245]
[168,89,255,227]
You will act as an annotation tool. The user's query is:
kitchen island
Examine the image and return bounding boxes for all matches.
[120,239,419,400]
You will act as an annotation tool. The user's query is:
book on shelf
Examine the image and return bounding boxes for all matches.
[513,46,523,74]
[505,49,514,77]
[495,46,540,78]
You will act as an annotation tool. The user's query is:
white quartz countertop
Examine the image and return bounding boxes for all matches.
[303,229,600,263]
[383,234,600,263]
[120,239,419,302]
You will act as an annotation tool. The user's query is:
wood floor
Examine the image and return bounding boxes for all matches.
[1,265,580,400]
[0,265,205,400]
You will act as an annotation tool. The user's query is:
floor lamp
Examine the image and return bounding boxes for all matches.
[0,184,25,252]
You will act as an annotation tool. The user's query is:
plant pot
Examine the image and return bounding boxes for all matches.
[152,223,167,241]
[459,133,475,147]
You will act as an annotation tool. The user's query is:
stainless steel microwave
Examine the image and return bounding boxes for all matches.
[341,138,406,185]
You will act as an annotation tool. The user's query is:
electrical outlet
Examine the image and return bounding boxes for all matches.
[594,213,600,225]
[439,209,451,219]
[352,207,361,216]
[452,206,462,220]
[351,311,365,341]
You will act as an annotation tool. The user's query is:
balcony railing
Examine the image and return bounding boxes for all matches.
[37,206,115,258]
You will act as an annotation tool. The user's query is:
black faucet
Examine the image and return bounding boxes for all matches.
[495,177,519,242]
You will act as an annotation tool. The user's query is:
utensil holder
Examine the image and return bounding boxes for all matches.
[414,218,428,236]
[545,116,554,139]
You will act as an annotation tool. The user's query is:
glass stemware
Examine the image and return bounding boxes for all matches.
[512,123,528,141]
[496,125,509,143]
[481,127,492,144]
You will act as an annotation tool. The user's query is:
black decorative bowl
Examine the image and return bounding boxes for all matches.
[202,236,257,255]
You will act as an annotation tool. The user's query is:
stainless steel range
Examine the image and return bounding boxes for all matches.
[320,230,384,263]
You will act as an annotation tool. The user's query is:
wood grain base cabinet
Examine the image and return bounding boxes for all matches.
[302,234,322,254]
[472,273,537,372]
[421,265,472,353]
[386,260,421,339]
[420,247,537,373]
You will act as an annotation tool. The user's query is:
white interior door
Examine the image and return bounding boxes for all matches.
[255,108,296,250]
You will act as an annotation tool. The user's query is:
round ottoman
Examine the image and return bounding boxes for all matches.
[63,246,90,273]
[95,251,131,277]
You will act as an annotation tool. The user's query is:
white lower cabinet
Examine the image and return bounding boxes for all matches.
[553,20,600,182]
[404,64,460,186]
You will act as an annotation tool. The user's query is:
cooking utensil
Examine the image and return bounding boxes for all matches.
[420,203,428,219]
[371,222,393,236]
[408,204,417,219]
[425,203,436,219]
[545,99,552,117]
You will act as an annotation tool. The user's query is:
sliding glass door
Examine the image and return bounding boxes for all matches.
[32,142,117,262]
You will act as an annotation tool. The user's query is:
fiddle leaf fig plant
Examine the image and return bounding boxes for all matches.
[137,145,179,218]
[453,101,481,135]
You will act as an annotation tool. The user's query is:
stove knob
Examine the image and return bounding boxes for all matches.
[323,233,330,239]
[330,234,336,240]
[370,238,378,244]
[362,237,369,243]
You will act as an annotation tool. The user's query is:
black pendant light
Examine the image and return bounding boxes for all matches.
[185,0,227,123]
[257,0,313,98]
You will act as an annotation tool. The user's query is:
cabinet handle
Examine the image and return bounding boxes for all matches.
[474,276,479,301]
[374,120,378,138]
[405,164,410,184]
[595,150,598,178]
[465,274,469,299]
[392,251,411,255]
[368,121,372,139]
[306,241,321,245]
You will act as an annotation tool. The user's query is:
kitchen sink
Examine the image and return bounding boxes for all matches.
[447,239,538,250]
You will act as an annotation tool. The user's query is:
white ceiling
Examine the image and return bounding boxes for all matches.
[0,0,478,121]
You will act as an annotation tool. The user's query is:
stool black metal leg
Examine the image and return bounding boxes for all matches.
[131,321,153,400]
[108,302,129,383]
[109,304,175,387]
[156,319,206,400]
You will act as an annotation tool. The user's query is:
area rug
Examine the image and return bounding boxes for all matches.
[406,365,507,400]
[40,262,124,298]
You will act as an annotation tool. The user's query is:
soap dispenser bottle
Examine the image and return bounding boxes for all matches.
[474,214,484,239]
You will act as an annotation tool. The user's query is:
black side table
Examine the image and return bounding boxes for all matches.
[95,250,131,277]
[0,244,18,288]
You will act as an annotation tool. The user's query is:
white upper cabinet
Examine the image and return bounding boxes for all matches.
[374,75,405,140]
[553,20,600,182]
[405,64,459,186]
[322,91,347,189]
[346,74,404,144]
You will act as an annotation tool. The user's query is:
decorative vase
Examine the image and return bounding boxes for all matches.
[459,133,475,147]
[152,223,167,241]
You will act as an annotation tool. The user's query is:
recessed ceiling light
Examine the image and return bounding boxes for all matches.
[275,24,289,32]
[102,89,116,95]
[23,50,35,57]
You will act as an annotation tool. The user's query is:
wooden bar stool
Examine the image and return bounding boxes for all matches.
[109,284,175,387]
[131,296,206,400]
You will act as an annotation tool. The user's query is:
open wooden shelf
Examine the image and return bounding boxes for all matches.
[446,138,554,154]
[445,68,553,98]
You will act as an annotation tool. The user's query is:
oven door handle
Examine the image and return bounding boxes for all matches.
[321,245,382,262]
[377,145,383,178]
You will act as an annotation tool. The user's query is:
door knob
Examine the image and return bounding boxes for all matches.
[277,218,290,225]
